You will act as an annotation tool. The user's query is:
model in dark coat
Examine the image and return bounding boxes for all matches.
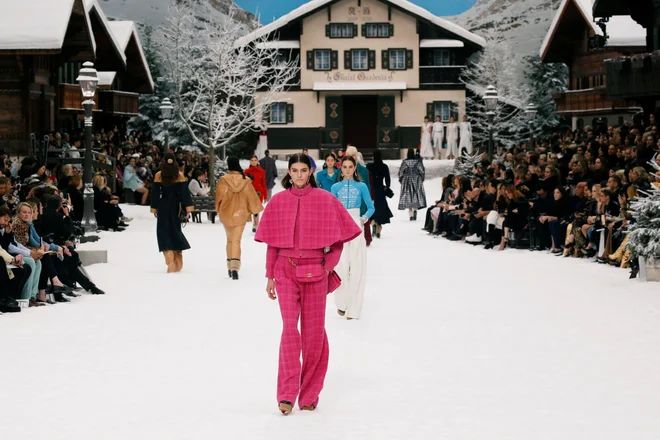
[366,150,393,238]
[150,155,194,273]
[398,148,427,220]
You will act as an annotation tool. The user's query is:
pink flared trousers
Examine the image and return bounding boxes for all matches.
[274,256,329,409]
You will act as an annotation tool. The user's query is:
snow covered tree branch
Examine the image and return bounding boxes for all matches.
[158,0,300,188]
[461,30,530,150]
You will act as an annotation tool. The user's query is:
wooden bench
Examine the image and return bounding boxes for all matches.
[191,196,217,224]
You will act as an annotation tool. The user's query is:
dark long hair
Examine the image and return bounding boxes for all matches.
[281,153,318,189]
[338,156,362,182]
[373,149,384,165]
[227,156,245,178]
[160,153,180,186]
[406,148,416,160]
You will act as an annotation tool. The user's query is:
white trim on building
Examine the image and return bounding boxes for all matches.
[256,41,301,49]
[313,81,407,91]
[419,39,464,48]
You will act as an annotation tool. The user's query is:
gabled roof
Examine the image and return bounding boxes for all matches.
[541,0,646,60]
[108,21,155,92]
[237,0,485,48]
[84,0,126,67]
[0,0,79,50]
[540,0,599,61]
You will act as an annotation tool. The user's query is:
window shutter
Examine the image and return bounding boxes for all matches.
[266,104,272,123]
[326,24,330,37]
[368,50,376,69]
[406,50,414,69]
[362,24,367,36]
[331,50,339,70]
[382,49,390,70]
[286,104,294,124]
[344,50,352,70]
[451,102,459,121]
[353,24,358,37]
[389,24,394,36]
[426,103,434,121]
[307,51,314,70]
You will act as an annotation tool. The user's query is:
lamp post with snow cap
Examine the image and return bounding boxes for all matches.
[483,85,498,161]
[160,97,174,157]
[76,61,99,233]
[525,103,538,151]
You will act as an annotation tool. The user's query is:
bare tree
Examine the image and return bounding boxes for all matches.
[159,0,300,189]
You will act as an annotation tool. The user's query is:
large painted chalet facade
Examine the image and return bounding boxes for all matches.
[540,0,646,131]
[0,0,153,156]
[239,0,485,158]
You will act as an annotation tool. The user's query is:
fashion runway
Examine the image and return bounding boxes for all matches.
[1,178,659,440]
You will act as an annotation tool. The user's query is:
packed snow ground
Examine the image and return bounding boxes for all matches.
[1,176,659,440]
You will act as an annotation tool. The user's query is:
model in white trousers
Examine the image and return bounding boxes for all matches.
[433,133,444,159]
[334,208,367,320]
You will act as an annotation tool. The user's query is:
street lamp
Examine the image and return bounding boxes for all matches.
[525,103,538,150]
[160,97,174,156]
[483,85,499,161]
[76,61,99,233]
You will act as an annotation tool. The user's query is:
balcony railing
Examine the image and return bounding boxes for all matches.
[419,66,464,89]
[58,84,99,111]
[552,87,637,114]
[98,90,140,116]
[604,52,660,99]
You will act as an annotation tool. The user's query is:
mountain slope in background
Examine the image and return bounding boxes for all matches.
[450,0,562,58]
[99,0,254,26]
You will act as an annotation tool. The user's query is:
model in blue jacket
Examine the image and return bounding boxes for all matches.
[331,179,375,224]
[316,154,340,191]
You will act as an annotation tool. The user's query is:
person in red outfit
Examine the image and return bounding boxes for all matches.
[244,155,267,233]
[254,154,361,416]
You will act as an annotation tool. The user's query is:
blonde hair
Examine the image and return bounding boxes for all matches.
[92,174,105,188]
[345,145,358,158]
[14,202,32,218]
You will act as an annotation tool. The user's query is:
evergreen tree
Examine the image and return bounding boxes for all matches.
[627,183,660,260]
[523,55,569,138]
[127,25,193,149]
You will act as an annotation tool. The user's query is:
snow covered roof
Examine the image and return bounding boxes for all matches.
[255,41,301,49]
[108,21,155,92]
[0,0,79,50]
[541,0,646,59]
[238,0,485,48]
[313,82,407,91]
[85,0,126,66]
[97,71,117,87]
[420,39,465,48]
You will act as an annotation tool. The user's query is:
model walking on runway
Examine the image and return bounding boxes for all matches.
[255,154,361,415]
[331,156,375,320]
[150,154,194,273]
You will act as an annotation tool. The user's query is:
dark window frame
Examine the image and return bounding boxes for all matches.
[364,22,392,38]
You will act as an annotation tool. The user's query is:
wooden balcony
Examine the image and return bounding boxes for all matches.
[419,66,465,89]
[58,84,99,111]
[98,90,140,116]
[604,52,660,99]
[552,87,637,115]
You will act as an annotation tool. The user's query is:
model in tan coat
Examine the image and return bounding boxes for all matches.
[215,157,264,280]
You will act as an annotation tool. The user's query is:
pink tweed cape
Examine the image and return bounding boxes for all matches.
[254,186,361,249]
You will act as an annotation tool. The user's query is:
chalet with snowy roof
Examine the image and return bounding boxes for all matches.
[239,0,485,158]
[540,0,646,131]
[0,0,153,155]
[594,0,660,120]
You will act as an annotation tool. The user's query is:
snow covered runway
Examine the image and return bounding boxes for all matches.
[1,178,659,440]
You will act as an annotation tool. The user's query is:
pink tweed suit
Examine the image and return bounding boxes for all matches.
[255,184,361,409]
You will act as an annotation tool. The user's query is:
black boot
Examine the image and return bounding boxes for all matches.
[0,298,21,313]
[231,270,239,280]
[89,286,105,295]
[54,292,70,303]
[413,210,418,221]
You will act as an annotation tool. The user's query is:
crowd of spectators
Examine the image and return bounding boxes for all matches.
[423,114,660,279]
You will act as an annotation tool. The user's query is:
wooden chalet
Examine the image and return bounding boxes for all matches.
[540,0,646,131]
[0,0,153,156]
[594,0,660,121]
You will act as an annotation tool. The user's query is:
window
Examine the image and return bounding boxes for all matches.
[389,49,406,70]
[433,50,451,66]
[352,50,369,70]
[365,23,391,38]
[315,50,331,71]
[271,103,287,124]
[434,102,451,122]
[330,23,355,38]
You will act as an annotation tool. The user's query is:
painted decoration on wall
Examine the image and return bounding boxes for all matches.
[234,1,477,24]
